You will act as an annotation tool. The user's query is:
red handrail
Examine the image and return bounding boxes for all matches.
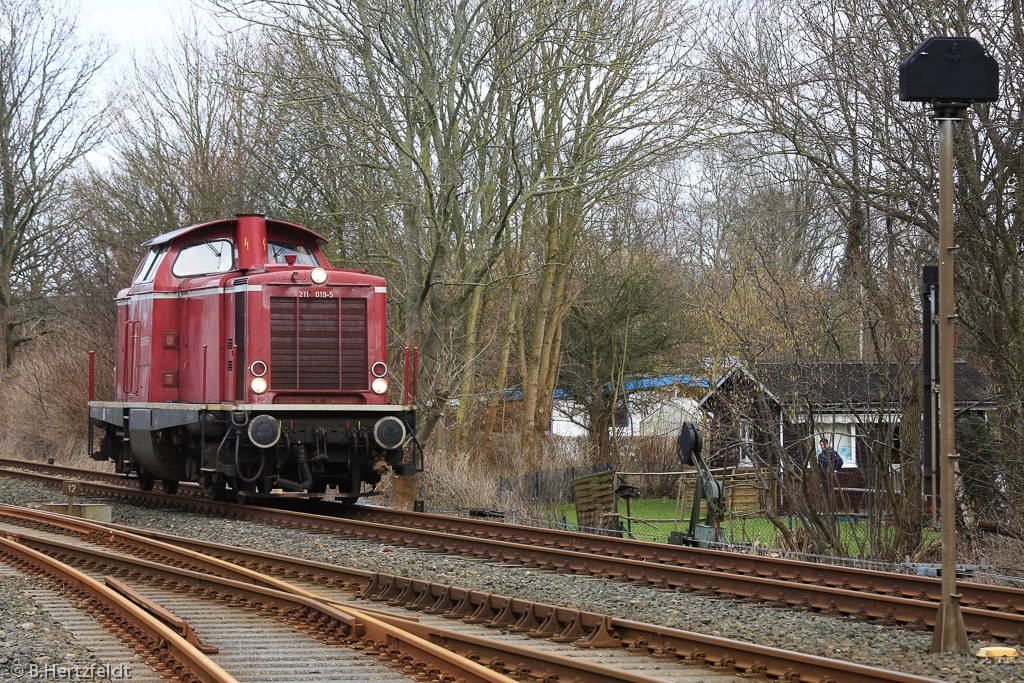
[202,344,208,402]
[129,321,139,394]
[231,344,238,402]
[121,322,130,394]
[122,321,140,395]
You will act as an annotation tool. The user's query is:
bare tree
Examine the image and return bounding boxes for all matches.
[558,178,696,461]
[510,0,704,458]
[0,0,108,370]
[677,147,929,558]
[79,23,288,249]
[215,0,704,452]
[702,0,1024,519]
[215,0,558,440]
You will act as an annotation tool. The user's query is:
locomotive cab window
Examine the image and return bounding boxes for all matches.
[132,246,168,284]
[269,241,318,266]
[172,239,234,277]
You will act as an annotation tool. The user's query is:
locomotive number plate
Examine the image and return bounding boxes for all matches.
[298,290,335,298]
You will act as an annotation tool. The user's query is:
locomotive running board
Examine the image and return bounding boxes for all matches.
[89,401,414,412]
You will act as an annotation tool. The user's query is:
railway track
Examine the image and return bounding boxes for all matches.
[3,459,1023,642]
[0,502,945,683]
[0,533,235,683]
[0,511,576,682]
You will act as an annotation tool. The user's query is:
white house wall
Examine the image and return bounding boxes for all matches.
[547,396,699,439]
[632,398,700,437]
[550,400,589,437]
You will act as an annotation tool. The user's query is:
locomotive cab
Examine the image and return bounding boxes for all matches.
[89,214,420,501]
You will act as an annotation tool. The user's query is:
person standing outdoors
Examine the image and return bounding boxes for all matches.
[818,438,842,472]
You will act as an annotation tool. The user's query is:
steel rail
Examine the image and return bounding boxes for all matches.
[0,535,238,683]
[3,464,1022,642]
[345,504,1024,611]
[2,529,515,683]
[0,503,948,683]
[5,456,1022,615]
[0,506,737,683]
[2,527,722,683]
[0,457,202,494]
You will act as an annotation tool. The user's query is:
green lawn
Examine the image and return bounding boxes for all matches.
[548,498,939,555]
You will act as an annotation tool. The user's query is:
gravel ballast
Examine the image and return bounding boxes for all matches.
[1,476,1021,682]
[0,572,118,683]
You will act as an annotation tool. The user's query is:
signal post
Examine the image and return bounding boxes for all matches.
[898,37,999,654]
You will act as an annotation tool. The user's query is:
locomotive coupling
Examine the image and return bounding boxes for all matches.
[373,416,407,450]
[248,415,281,448]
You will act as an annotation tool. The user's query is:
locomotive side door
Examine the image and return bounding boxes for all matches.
[178,287,223,403]
[122,295,153,400]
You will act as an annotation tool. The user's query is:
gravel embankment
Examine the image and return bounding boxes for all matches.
[1,476,1021,682]
[0,573,116,683]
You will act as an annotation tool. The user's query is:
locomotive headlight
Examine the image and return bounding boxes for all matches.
[310,267,328,284]
[371,377,388,395]
[251,377,268,394]
[371,361,388,378]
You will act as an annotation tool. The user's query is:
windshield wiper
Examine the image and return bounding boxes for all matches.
[200,236,222,258]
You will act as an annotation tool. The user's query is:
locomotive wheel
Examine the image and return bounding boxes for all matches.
[161,480,179,495]
[137,469,155,491]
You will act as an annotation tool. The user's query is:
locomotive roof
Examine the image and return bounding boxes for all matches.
[142,217,328,247]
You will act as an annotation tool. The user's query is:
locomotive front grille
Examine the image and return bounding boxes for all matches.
[269,296,367,390]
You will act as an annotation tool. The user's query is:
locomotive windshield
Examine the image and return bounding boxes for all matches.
[269,241,318,266]
[132,246,168,284]
[172,239,235,277]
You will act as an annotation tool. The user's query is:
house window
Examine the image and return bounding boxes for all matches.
[816,423,857,468]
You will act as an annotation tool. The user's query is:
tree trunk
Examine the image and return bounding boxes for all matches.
[520,211,561,461]
[455,285,485,451]
[481,279,521,454]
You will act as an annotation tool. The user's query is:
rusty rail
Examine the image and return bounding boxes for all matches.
[0,535,237,683]
[2,528,514,683]
[3,462,1022,643]
[0,503,949,683]
[346,504,1024,611]
[6,456,1023,615]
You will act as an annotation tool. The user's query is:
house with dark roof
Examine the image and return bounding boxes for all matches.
[696,360,996,483]
[490,374,710,438]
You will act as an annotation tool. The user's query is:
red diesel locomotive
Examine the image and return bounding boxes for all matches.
[88,214,420,501]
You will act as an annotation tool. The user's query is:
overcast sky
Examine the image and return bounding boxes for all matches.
[80,0,201,67]
[78,0,207,166]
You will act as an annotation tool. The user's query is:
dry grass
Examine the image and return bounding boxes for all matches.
[956,528,1024,581]
[408,436,599,516]
[418,448,500,509]
[0,322,113,469]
